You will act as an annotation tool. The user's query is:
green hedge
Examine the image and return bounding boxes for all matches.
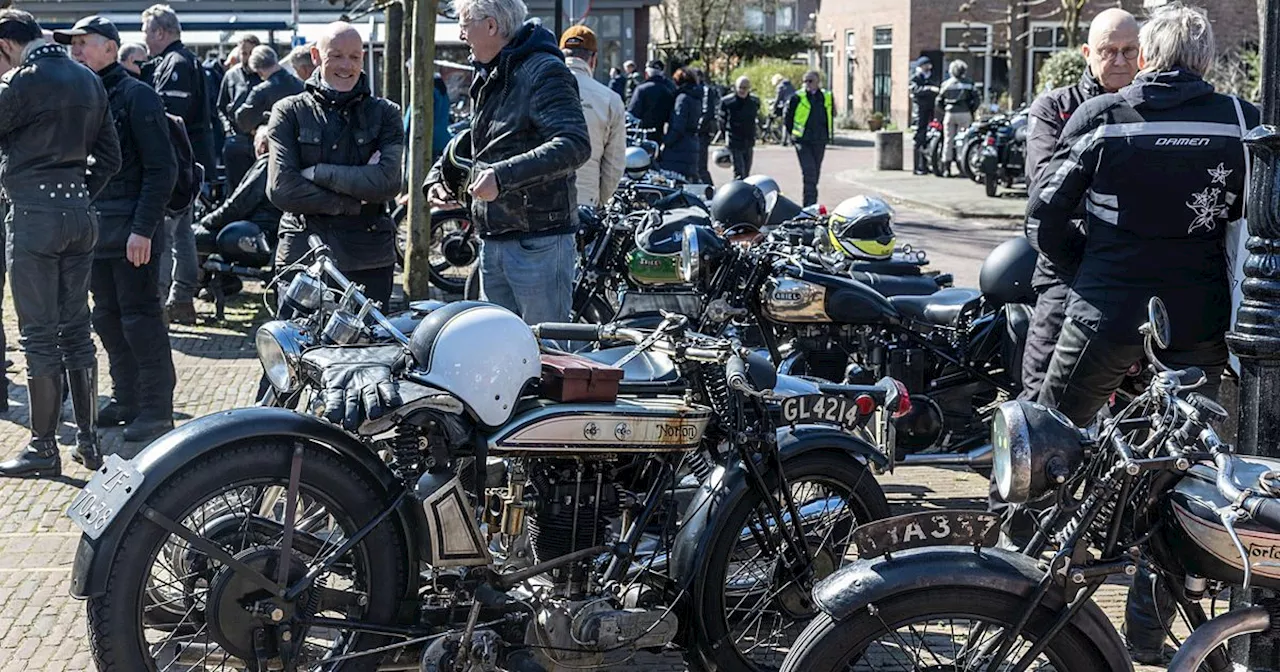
[728,58,809,107]
[1035,50,1087,94]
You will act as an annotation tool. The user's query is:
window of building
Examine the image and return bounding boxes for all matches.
[776,2,796,32]
[872,27,892,117]
[581,12,625,81]
[941,22,993,104]
[1027,22,1088,98]
[845,30,856,113]
[821,41,835,103]
[744,6,765,32]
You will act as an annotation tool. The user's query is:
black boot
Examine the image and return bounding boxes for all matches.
[123,413,174,444]
[67,367,102,471]
[99,400,139,426]
[0,375,63,478]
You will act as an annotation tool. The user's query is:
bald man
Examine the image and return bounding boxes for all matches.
[265,22,404,310]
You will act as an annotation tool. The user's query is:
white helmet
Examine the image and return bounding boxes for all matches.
[409,302,541,427]
[624,146,651,179]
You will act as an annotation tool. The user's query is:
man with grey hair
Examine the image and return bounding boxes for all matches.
[1027,6,1259,657]
[234,45,303,134]
[285,44,316,81]
[424,0,589,324]
[719,75,760,179]
[933,59,979,177]
[118,42,148,75]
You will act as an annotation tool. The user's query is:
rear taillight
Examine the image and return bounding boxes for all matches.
[985,136,996,146]
[817,204,828,215]
[855,394,876,416]
[892,380,912,418]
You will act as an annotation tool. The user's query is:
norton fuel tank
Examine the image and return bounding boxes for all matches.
[489,396,712,455]
[763,269,900,326]
[1164,455,1280,590]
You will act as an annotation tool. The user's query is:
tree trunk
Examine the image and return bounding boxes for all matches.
[385,2,404,107]
[404,0,438,300]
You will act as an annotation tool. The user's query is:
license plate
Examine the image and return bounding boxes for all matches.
[852,509,1000,559]
[66,454,145,540]
[780,394,861,432]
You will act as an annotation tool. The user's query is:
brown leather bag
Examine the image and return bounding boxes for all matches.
[540,354,624,403]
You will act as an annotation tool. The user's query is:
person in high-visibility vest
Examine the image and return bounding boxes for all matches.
[783,70,832,206]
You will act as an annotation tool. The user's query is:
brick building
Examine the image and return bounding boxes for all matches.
[813,0,1259,129]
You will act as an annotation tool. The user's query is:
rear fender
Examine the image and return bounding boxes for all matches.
[813,546,1131,671]
[670,427,888,634]
[70,407,427,599]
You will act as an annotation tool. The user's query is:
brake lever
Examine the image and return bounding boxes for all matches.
[1219,506,1254,592]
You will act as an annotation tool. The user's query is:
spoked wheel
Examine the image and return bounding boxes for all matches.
[696,452,890,672]
[87,440,410,671]
[780,588,1113,672]
[965,141,985,183]
[429,211,478,295]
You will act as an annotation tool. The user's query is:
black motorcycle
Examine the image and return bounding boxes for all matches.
[980,108,1029,197]
[783,297,1277,672]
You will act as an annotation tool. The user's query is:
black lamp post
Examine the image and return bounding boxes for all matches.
[1224,0,1280,667]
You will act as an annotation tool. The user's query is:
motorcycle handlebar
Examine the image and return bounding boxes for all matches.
[532,323,604,342]
[308,234,328,255]
[1211,448,1280,529]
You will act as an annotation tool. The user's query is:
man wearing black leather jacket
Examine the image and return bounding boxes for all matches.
[1026,7,1259,663]
[425,1,590,325]
[199,126,280,242]
[58,16,180,449]
[216,35,261,190]
[234,46,304,140]
[908,58,936,175]
[266,22,404,309]
[0,10,122,477]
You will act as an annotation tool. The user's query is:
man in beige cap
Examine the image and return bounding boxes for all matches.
[559,25,625,208]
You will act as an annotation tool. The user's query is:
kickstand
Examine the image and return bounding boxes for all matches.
[212,273,227,322]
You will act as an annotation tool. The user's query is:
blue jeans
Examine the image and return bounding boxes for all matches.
[479,233,575,325]
[159,205,199,304]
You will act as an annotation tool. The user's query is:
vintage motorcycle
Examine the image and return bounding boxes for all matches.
[980,108,1029,198]
[781,298,1280,672]
[67,236,908,672]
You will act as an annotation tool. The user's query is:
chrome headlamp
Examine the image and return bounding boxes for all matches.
[679,223,700,283]
[256,321,310,393]
[991,400,1085,504]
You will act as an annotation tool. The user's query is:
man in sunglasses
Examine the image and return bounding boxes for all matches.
[783,70,832,206]
[0,9,121,477]
[119,43,148,76]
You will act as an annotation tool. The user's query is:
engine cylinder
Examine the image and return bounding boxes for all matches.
[527,462,620,566]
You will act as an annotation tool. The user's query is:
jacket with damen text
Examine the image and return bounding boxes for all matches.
[1026,69,1260,348]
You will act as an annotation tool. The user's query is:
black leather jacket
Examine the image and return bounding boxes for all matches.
[96,63,178,257]
[266,72,404,271]
[427,21,589,239]
[217,64,261,136]
[235,68,304,135]
[0,43,121,208]
[202,154,279,237]
[143,40,212,135]
[719,92,760,148]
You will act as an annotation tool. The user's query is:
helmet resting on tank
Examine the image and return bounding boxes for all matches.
[743,174,781,200]
[710,180,767,228]
[827,195,896,261]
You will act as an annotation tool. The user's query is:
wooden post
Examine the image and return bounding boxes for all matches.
[385,1,404,107]
[403,0,438,300]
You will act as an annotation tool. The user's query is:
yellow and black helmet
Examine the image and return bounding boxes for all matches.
[827,195,896,261]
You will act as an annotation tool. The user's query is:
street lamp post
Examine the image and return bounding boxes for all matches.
[1225,0,1280,667]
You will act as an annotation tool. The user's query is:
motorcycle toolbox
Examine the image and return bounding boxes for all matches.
[540,354,624,403]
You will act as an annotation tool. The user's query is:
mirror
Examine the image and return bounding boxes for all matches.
[1147,296,1171,350]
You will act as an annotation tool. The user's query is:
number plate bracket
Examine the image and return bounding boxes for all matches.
[66,454,145,540]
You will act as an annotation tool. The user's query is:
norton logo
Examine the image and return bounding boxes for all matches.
[1155,137,1211,147]
[773,290,804,302]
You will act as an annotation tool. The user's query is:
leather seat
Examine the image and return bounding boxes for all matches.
[890,288,981,326]
[580,346,678,383]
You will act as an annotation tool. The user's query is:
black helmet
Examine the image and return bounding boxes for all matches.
[710,180,767,228]
[429,128,472,201]
[978,236,1037,306]
[215,221,272,267]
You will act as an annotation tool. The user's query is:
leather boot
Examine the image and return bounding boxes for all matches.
[98,400,139,426]
[67,367,102,471]
[0,375,63,478]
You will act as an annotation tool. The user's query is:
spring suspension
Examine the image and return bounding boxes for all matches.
[391,427,425,487]
[685,451,714,483]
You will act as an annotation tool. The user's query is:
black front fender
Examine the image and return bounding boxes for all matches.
[70,407,426,599]
[669,426,888,633]
[813,546,1132,671]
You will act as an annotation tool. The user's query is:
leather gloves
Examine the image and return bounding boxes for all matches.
[321,361,403,430]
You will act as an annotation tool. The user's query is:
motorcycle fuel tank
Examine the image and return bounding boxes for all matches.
[763,277,831,322]
[489,396,713,455]
[1164,455,1280,590]
[626,249,686,285]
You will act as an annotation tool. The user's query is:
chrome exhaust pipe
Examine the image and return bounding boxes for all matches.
[899,443,993,468]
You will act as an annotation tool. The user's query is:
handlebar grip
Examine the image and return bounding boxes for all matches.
[1253,498,1280,531]
[726,354,748,390]
[534,323,603,342]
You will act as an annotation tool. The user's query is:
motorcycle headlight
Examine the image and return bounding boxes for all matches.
[680,223,701,283]
[991,401,1085,504]
[256,321,308,393]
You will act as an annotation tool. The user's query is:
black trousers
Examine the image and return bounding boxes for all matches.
[190,127,217,188]
[90,255,176,415]
[222,134,255,191]
[1020,281,1071,401]
[7,204,97,378]
[912,119,930,173]
[730,146,753,180]
[696,135,713,185]
[1037,318,1228,427]
[795,141,826,206]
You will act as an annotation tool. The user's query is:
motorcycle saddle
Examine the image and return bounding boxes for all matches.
[889,287,981,326]
[579,346,679,383]
[849,271,943,298]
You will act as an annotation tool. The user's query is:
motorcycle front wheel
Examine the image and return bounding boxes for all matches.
[965,139,985,183]
[86,439,411,671]
[695,452,890,672]
[780,588,1114,672]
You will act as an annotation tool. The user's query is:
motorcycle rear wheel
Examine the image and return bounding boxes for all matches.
[984,170,999,197]
[86,439,411,671]
[964,140,985,183]
[694,452,890,672]
[780,588,1113,672]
